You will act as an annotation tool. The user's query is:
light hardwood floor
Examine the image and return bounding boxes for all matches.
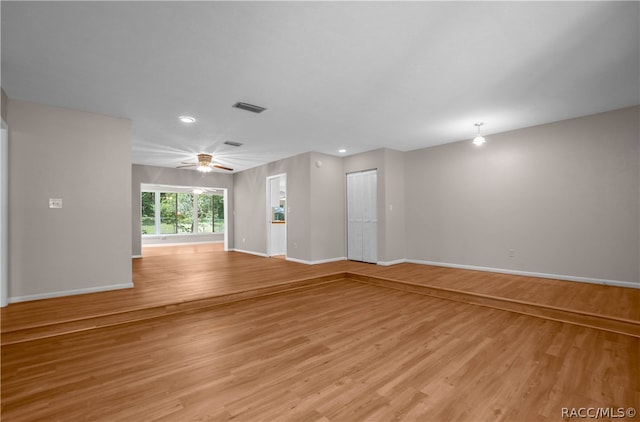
[2,280,638,421]
[1,244,639,421]
[2,243,638,335]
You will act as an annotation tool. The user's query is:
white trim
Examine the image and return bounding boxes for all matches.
[286,256,347,265]
[231,248,269,258]
[142,240,223,247]
[0,121,7,307]
[142,233,224,239]
[223,188,229,251]
[406,259,640,289]
[266,173,287,257]
[377,259,407,266]
[132,255,143,259]
[9,282,135,303]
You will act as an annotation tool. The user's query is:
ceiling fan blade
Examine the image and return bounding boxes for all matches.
[176,164,197,168]
[213,164,234,171]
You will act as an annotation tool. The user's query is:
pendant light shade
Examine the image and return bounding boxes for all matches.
[473,122,486,146]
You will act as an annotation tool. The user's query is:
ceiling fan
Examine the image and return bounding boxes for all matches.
[177,153,233,172]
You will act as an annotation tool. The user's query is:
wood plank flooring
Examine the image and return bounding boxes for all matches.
[345,263,640,322]
[0,244,355,334]
[2,243,638,337]
[2,280,638,422]
[1,244,639,421]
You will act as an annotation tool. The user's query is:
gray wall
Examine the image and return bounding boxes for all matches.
[309,152,345,261]
[131,164,234,256]
[383,148,406,263]
[405,106,639,283]
[233,152,312,260]
[8,99,132,299]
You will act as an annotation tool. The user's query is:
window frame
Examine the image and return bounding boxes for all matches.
[141,188,224,237]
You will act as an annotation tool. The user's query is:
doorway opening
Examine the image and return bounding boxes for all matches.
[266,173,287,258]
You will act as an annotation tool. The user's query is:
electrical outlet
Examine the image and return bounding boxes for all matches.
[49,198,62,209]
[508,249,516,258]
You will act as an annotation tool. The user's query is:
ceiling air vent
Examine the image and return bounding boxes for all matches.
[224,141,243,147]
[233,102,267,114]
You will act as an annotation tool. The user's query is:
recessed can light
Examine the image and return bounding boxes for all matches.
[338,149,347,153]
[178,115,196,123]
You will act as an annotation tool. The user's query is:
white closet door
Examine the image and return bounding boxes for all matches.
[347,170,377,263]
[347,173,362,261]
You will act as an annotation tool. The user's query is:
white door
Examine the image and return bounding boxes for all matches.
[347,170,377,263]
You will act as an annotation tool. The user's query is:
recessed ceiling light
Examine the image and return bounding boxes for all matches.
[338,149,347,153]
[178,115,196,123]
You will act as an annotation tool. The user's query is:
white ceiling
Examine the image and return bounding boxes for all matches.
[2,1,639,173]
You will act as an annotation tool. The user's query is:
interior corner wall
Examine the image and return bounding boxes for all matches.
[233,152,312,261]
[309,152,345,261]
[131,164,235,256]
[383,149,406,262]
[404,106,640,284]
[8,98,133,300]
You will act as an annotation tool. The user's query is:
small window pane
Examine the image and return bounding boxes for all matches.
[197,195,214,233]
[160,193,177,234]
[177,193,193,233]
[214,195,224,232]
[141,192,155,235]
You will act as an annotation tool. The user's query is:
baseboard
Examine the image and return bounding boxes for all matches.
[231,248,268,258]
[377,259,407,266]
[406,259,639,289]
[9,282,135,304]
[132,255,143,259]
[286,256,347,265]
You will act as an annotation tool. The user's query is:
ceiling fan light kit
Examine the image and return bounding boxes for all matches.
[197,153,213,172]
[176,153,234,172]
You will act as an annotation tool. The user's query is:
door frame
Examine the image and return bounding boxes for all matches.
[1,118,8,307]
[266,173,287,257]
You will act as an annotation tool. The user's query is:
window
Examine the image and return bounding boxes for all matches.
[198,194,225,233]
[141,189,224,236]
[141,192,155,235]
[160,192,177,234]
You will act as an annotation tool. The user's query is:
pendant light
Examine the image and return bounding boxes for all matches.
[473,122,486,146]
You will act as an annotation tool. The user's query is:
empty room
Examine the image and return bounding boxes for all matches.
[1,1,639,421]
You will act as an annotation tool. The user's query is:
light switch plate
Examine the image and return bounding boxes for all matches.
[49,198,62,208]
